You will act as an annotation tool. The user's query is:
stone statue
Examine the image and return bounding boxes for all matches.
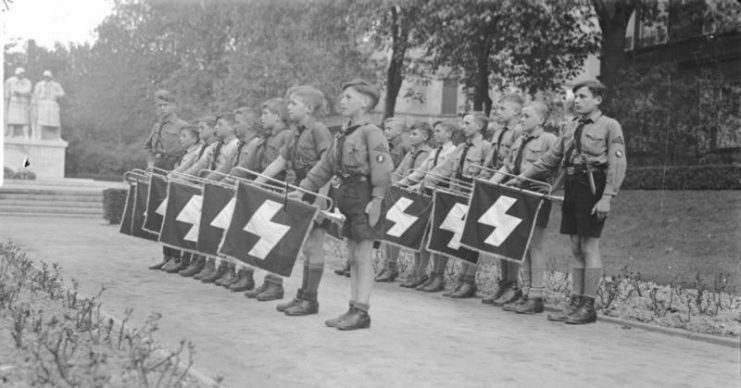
[4,67,33,138]
[32,70,65,140]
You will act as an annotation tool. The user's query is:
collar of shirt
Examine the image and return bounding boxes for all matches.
[242,132,258,145]
[390,135,404,148]
[224,136,240,148]
[296,117,316,132]
[343,119,372,135]
[160,114,179,125]
[465,133,484,147]
[186,144,201,154]
[577,110,602,124]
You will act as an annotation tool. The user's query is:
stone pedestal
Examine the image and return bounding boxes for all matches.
[3,137,68,179]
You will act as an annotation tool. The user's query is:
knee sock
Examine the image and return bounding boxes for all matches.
[266,273,283,286]
[354,302,369,313]
[505,260,520,283]
[305,263,325,294]
[530,264,545,298]
[572,267,585,295]
[300,260,310,290]
[432,255,448,274]
[584,267,602,299]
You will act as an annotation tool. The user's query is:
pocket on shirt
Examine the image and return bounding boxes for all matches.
[583,134,606,156]
[343,140,367,169]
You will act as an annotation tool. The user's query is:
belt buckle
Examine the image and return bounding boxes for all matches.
[566,166,575,175]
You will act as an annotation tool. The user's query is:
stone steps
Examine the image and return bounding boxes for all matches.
[0,179,124,218]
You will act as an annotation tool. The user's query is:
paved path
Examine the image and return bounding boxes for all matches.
[0,216,738,388]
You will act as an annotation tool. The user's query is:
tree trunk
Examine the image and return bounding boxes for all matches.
[383,6,408,120]
[473,38,492,115]
[593,0,637,90]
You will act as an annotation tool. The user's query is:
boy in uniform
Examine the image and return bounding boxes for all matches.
[231,98,294,298]
[384,117,411,168]
[425,112,492,298]
[257,86,333,315]
[292,79,393,330]
[481,94,525,306]
[513,80,626,324]
[145,90,189,270]
[490,101,558,314]
[375,122,433,283]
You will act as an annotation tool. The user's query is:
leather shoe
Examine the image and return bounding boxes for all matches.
[515,297,544,314]
[277,290,303,312]
[502,294,527,312]
[325,305,354,327]
[179,256,205,277]
[193,259,215,280]
[547,295,582,322]
[415,275,435,290]
[228,270,255,292]
[491,285,522,307]
[149,256,169,270]
[375,268,399,282]
[256,282,284,301]
[284,299,319,316]
[245,282,269,298]
[443,281,462,297]
[215,265,237,287]
[448,282,476,299]
[335,309,371,331]
[565,297,597,324]
[200,262,226,283]
[482,280,512,304]
[420,274,445,292]
[400,274,428,288]
[167,255,191,273]
[162,256,180,272]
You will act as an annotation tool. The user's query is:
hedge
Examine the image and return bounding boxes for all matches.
[103,188,128,225]
[622,164,741,190]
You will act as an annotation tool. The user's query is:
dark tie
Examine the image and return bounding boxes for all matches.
[433,146,443,167]
[210,140,224,170]
[565,118,592,165]
[513,135,536,175]
[457,142,473,177]
[336,123,361,176]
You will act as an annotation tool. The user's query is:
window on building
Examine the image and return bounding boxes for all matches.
[441,78,458,115]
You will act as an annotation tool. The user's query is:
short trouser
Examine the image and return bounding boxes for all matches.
[333,177,385,242]
[560,170,606,238]
[300,191,332,230]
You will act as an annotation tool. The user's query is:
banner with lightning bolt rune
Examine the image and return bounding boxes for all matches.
[119,182,136,236]
[197,183,235,257]
[143,173,168,235]
[159,181,203,253]
[130,181,159,242]
[427,190,479,263]
[381,186,431,252]
[219,182,318,277]
[460,180,545,263]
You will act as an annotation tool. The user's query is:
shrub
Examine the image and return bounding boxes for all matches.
[622,164,741,190]
[4,167,14,179]
[103,188,128,225]
[12,171,36,180]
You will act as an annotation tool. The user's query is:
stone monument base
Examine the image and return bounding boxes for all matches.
[3,137,69,179]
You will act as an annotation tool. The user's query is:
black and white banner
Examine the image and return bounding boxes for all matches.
[460,180,544,262]
[197,183,235,256]
[143,173,168,234]
[427,190,478,264]
[131,181,159,241]
[159,181,203,252]
[381,186,431,252]
[219,182,318,277]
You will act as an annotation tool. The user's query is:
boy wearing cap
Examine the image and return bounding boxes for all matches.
[292,79,393,330]
[513,80,626,324]
[145,90,190,271]
[256,86,333,316]
[144,90,189,171]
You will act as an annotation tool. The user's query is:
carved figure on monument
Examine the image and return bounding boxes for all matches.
[4,67,33,138]
[32,70,65,140]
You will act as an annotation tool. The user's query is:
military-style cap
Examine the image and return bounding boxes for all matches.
[342,79,380,109]
[42,70,53,77]
[155,89,175,103]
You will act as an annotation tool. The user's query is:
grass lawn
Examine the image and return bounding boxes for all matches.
[541,190,741,291]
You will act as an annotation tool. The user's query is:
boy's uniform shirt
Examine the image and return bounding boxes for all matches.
[144,114,190,165]
[184,140,219,177]
[205,136,240,181]
[481,123,521,179]
[172,143,204,174]
[233,128,292,180]
[392,144,432,183]
[279,119,333,182]
[397,141,457,186]
[501,130,558,193]
[300,120,393,199]
[425,133,492,186]
[523,110,627,197]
